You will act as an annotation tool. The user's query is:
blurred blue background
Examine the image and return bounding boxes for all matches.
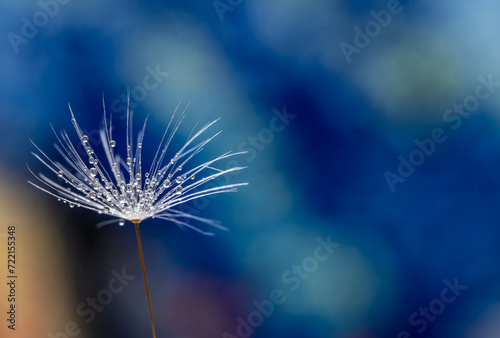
[2,0,500,337]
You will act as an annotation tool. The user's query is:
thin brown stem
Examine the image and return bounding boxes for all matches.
[133,220,156,338]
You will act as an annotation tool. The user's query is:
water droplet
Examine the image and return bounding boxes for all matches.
[81,135,89,142]
[126,157,132,166]
[110,140,116,147]
[177,166,182,171]
[191,175,195,180]
[135,173,141,180]
[145,172,149,178]
[89,157,95,165]
[138,143,142,148]
[57,171,63,178]
[175,186,183,194]
[69,203,75,208]
[163,180,171,188]
[90,168,97,177]
[175,177,184,184]
[119,220,125,226]
[103,207,110,213]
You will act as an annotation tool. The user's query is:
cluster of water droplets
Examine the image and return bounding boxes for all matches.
[64,134,198,220]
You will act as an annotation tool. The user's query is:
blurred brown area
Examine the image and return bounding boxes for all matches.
[0,169,81,337]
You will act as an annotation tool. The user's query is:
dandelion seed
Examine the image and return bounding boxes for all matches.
[27,97,248,338]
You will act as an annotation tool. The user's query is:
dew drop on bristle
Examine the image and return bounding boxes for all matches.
[90,168,97,177]
[126,157,132,166]
[175,186,183,194]
[81,135,89,142]
[110,140,116,147]
[119,220,125,226]
[57,171,63,178]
